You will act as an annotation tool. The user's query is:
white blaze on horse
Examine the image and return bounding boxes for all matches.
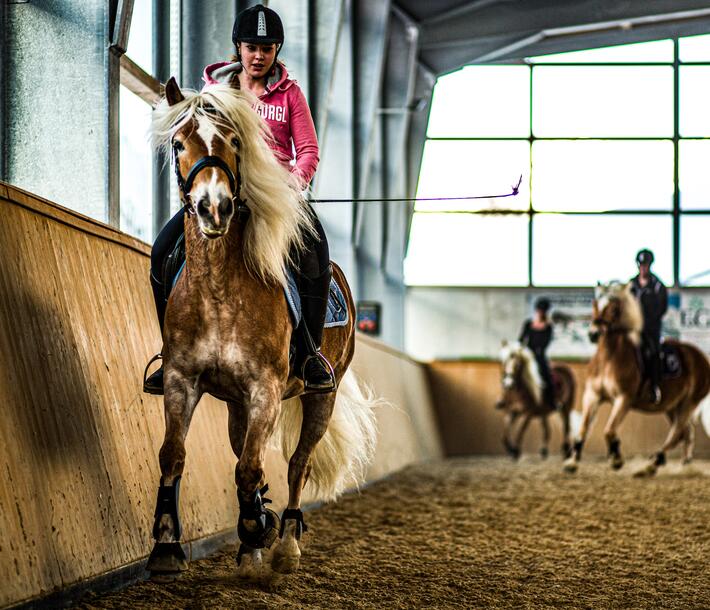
[564,281,710,476]
[145,78,378,580]
[496,341,576,459]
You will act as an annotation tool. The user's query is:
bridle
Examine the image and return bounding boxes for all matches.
[171,116,249,218]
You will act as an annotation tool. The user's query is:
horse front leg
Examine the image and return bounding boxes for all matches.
[502,411,520,459]
[604,395,630,470]
[147,376,200,581]
[564,383,601,473]
[234,382,283,577]
[272,391,336,574]
[540,415,550,459]
[510,412,532,460]
[560,405,572,458]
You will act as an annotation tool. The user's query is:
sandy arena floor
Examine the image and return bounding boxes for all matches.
[78,456,710,609]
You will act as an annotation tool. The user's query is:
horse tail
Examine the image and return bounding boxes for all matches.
[695,392,710,437]
[279,369,380,501]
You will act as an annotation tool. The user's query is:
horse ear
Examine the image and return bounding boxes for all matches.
[165,77,185,106]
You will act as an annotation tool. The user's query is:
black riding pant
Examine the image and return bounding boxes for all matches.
[642,326,662,387]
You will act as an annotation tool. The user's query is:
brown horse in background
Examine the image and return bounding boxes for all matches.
[145,79,378,581]
[564,282,710,476]
[496,341,576,459]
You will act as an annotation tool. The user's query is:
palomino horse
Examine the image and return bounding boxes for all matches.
[145,78,377,579]
[564,282,710,476]
[496,341,576,459]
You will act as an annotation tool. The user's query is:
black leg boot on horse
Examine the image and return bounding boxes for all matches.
[299,264,337,393]
[294,208,336,393]
[143,272,167,394]
[143,210,187,395]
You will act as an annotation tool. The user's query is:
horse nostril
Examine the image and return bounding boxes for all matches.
[196,197,209,216]
[220,197,234,218]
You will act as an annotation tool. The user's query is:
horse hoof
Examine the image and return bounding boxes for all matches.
[540,448,549,460]
[147,542,188,579]
[236,544,264,579]
[272,540,301,575]
[682,457,692,466]
[633,464,657,478]
[563,458,578,473]
[610,457,625,470]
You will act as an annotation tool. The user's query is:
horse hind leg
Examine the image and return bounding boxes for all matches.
[147,379,200,581]
[634,405,692,478]
[681,421,695,465]
[272,391,336,575]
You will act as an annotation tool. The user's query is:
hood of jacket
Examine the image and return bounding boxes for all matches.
[202,60,295,95]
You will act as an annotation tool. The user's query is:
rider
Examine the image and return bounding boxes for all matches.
[519,297,556,410]
[629,249,667,404]
[144,4,336,395]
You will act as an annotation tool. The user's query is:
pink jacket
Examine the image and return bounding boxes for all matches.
[203,61,319,186]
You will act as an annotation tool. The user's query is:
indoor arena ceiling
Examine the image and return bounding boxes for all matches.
[394,0,710,74]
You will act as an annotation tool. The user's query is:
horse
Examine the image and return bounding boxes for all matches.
[144,78,378,580]
[496,341,576,459]
[564,281,710,477]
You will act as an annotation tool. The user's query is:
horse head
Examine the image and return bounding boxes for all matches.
[163,77,242,240]
[498,341,543,408]
[153,78,313,286]
[589,281,642,343]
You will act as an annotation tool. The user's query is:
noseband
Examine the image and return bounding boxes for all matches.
[172,139,249,217]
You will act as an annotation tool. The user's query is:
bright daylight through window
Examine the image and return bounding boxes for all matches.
[405,36,710,288]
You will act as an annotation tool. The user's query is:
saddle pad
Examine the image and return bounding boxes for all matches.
[173,263,348,329]
[661,343,682,379]
[284,269,349,328]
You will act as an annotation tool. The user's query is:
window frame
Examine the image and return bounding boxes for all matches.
[410,37,710,289]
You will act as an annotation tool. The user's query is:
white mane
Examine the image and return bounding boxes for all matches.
[151,84,314,286]
[595,281,643,343]
[500,341,544,405]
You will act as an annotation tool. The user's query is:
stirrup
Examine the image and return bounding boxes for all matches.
[143,353,163,394]
[302,352,336,394]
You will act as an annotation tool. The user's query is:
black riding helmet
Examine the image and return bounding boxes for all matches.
[232,4,285,46]
[636,248,654,266]
[534,297,551,313]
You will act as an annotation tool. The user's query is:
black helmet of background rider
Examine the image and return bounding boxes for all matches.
[232,4,285,69]
[534,297,551,314]
[636,249,654,267]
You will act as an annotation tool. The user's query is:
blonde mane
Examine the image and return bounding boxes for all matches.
[500,341,544,405]
[595,281,643,343]
[151,84,314,287]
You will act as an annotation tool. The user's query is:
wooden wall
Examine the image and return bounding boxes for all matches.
[427,360,710,459]
[0,183,442,608]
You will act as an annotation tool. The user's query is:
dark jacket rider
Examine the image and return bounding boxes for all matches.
[519,297,556,410]
[629,249,667,404]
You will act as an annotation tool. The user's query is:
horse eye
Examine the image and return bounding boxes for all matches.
[231,138,240,150]
[172,140,184,152]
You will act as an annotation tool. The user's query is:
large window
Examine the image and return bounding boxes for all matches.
[405,36,710,287]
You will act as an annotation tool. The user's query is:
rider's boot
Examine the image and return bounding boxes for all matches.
[299,265,336,393]
[144,273,166,395]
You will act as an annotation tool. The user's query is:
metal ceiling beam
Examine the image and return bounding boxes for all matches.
[421,0,502,26]
[423,6,710,54]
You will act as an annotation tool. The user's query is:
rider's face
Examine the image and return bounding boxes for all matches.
[238,42,277,79]
[638,262,651,277]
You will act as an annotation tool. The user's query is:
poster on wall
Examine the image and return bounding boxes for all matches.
[675,291,710,354]
[526,292,595,359]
